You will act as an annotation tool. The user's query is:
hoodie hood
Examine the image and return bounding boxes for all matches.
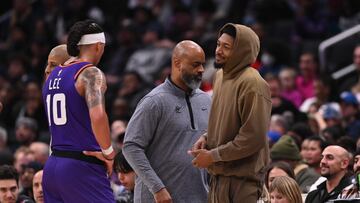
[219,23,260,78]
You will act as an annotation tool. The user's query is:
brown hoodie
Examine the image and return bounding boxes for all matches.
[207,23,272,180]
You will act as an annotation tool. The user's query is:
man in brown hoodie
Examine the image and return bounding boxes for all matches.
[189,23,272,202]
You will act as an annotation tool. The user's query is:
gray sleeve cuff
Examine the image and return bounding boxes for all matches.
[150,184,166,194]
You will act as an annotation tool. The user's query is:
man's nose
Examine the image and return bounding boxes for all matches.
[198,65,205,73]
[5,190,13,198]
[215,47,222,55]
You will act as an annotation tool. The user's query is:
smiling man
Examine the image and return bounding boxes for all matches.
[305,145,352,203]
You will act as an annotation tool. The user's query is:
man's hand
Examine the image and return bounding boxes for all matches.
[191,136,207,152]
[188,149,214,168]
[154,188,172,203]
[83,151,114,177]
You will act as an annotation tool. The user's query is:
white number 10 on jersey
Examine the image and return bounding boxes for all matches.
[46,93,67,126]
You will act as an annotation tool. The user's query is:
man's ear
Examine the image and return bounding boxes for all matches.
[341,158,350,169]
[174,57,181,70]
[96,42,102,52]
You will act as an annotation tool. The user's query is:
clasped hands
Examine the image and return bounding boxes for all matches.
[187,136,214,168]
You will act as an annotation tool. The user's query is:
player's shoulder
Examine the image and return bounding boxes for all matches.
[78,65,104,79]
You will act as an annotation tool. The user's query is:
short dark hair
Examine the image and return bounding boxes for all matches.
[220,24,236,39]
[67,20,104,56]
[0,165,19,185]
[306,136,328,151]
[114,150,133,174]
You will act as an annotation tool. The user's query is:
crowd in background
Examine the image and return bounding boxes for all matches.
[1,0,360,202]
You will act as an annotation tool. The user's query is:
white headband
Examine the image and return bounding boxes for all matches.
[77,32,106,45]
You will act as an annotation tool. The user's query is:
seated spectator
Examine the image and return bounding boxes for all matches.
[269,114,289,137]
[269,176,303,203]
[29,142,49,165]
[321,104,342,129]
[301,138,310,163]
[305,145,352,203]
[279,68,303,108]
[268,114,288,147]
[32,170,43,203]
[266,75,305,123]
[271,135,320,193]
[19,161,42,200]
[13,146,35,173]
[0,165,34,203]
[302,136,329,174]
[312,103,343,136]
[300,76,335,113]
[13,117,39,149]
[339,91,360,140]
[265,161,296,190]
[113,150,135,203]
[296,52,318,100]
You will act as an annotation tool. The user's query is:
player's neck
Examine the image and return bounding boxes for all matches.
[77,53,97,65]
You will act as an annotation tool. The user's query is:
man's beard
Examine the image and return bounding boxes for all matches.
[181,72,202,90]
[214,61,224,69]
[320,166,332,179]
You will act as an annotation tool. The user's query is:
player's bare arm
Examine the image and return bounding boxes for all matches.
[77,66,107,108]
[77,66,115,161]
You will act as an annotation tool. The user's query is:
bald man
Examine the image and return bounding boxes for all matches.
[305,145,352,203]
[123,40,210,203]
[44,44,72,80]
[33,170,44,203]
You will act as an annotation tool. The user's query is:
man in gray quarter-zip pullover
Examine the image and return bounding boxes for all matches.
[123,40,211,203]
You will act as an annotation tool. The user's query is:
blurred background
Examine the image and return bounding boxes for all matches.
[1,1,360,198]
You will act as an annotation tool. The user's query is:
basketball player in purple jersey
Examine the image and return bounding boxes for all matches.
[42,20,115,203]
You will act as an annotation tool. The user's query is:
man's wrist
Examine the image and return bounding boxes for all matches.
[102,145,115,160]
[101,145,114,156]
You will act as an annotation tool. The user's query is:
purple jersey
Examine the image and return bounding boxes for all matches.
[42,61,100,152]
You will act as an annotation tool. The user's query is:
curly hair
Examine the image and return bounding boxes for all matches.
[67,20,103,56]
